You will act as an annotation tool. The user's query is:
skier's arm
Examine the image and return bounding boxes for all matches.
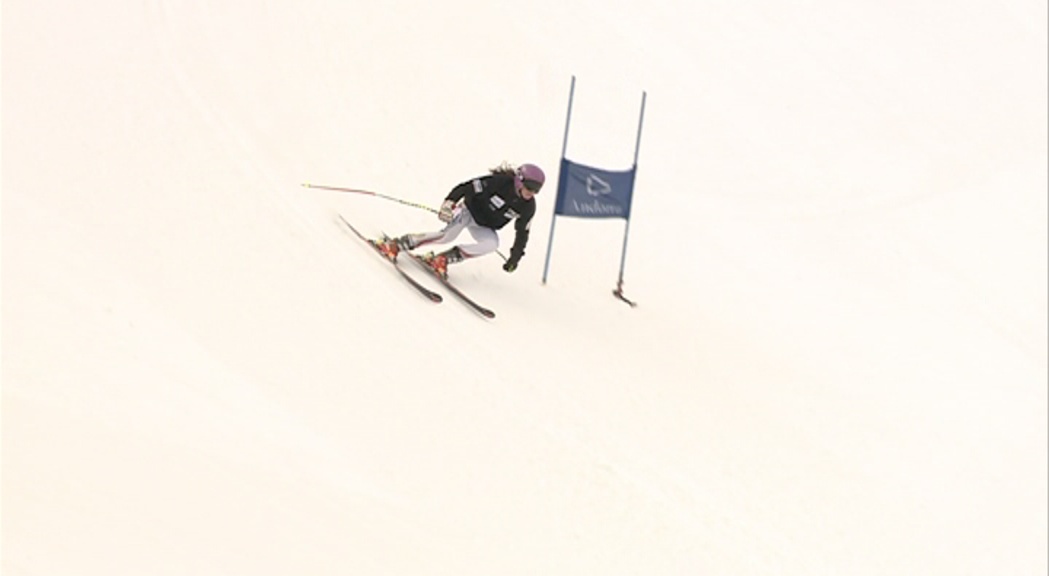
[446,178,482,204]
[501,217,530,273]
[509,215,531,262]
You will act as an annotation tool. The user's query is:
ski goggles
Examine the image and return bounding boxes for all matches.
[521,179,543,193]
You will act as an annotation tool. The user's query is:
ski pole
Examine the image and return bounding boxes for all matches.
[301,182,439,214]
[303,182,508,262]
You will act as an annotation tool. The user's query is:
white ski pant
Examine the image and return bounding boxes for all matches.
[408,207,498,258]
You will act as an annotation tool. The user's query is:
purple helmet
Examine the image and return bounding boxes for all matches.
[515,163,545,194]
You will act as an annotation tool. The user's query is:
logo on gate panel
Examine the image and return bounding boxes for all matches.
[586,173,612,197]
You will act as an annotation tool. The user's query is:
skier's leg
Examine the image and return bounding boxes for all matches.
[419,214,497,277]
[397,209,468,250]
[454,222,499,259]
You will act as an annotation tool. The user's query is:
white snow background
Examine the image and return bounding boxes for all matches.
[3,1,1046,574]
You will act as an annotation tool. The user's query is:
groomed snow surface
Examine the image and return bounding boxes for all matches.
[3,2,1046,574]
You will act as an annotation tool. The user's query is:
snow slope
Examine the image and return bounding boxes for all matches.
[3,1,1046,574]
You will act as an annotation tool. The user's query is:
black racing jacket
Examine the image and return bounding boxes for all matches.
[446,173,536,262]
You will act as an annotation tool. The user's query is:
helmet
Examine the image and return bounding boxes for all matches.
[515,163,545,193]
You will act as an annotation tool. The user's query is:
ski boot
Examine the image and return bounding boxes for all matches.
[375,235,415,261]
[421,247,463,280]
[374,237,400,260]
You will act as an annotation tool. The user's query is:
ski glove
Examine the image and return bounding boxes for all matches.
[502,255,520,273]
[438,200,456,223]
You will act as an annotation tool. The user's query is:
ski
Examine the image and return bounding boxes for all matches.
[336,215,443,303]
[404,252,496,319]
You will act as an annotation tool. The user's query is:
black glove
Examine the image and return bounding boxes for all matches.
[502,256,520,273]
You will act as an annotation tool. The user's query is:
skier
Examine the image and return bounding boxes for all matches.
[377,162,545,278]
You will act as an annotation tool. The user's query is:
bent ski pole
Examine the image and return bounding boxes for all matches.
[303,182,508,262]
[301,182,438,214]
